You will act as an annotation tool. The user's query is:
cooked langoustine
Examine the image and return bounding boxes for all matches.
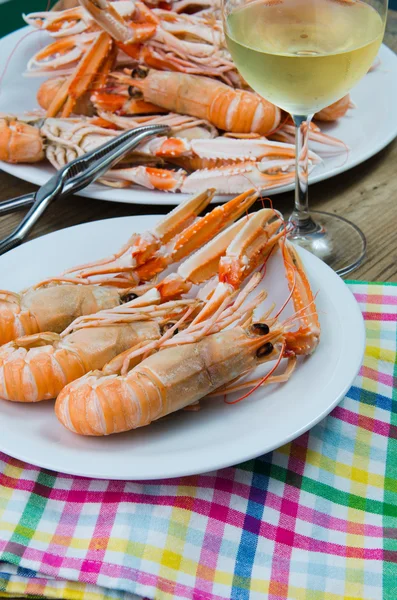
[55,241,320,436]
[0,189,257,344]
[0,115,326,193]
[270,119,348,156]
[121,68,282,136]
[314,95,353,122]
[35,66,281,134]
[0,299,196,403]
[100,134,321,193]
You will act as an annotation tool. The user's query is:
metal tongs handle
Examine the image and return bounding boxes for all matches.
[0,124,170,256]
[0,193,35,215]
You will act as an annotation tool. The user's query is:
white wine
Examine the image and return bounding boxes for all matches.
[225,0,384,115]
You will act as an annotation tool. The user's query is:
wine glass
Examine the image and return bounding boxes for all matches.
[223,0,387,275]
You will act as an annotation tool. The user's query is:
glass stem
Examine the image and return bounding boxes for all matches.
[289,114,317,232]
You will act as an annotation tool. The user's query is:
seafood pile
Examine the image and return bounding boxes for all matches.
[0,0,349,193]
[0,188,320,436]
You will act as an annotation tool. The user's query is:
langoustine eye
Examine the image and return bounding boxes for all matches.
[256,342,273,358]
[251,322,270,335]
[122,292,138,303]
[161,322,179,335]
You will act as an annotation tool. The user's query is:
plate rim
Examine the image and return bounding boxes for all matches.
[0,27,396,205]
[0,215,366,480]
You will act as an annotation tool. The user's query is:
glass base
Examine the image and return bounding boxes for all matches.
[287,210,366,277]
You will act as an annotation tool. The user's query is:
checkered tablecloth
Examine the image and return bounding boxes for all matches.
[0,281,396,600]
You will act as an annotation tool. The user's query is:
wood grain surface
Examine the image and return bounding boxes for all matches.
[1,17,397,282]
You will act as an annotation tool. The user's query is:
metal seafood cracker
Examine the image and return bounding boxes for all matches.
[0,123,170,255]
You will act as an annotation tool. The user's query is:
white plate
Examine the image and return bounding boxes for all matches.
[0,27,396,205]
[0,215,365,480]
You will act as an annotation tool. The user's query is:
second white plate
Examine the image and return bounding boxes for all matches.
[0,28,396,204]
